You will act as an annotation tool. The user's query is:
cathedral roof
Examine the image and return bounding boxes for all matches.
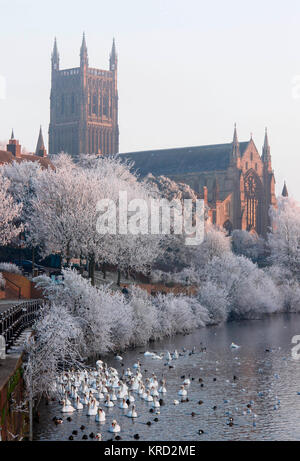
[120,141,249,177]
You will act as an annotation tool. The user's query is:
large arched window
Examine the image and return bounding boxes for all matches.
[244,170,262,232]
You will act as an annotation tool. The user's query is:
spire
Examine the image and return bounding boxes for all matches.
[232,123,240,160]
[80,32,88,67]
[282,181,288,197]
[35,126,47,157]
[10,129,14,140]
[51,37,59,70]
[110,37,117,71]
[262,127,271,164]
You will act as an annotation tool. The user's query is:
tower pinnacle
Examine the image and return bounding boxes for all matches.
[232,123,240,160]
[80,32,88,67]
[282,181,288,197]
[51,37,59,70]
[110,38,117,71]
[262,127,271,164]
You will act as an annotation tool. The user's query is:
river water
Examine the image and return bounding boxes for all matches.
[34,314,300,441]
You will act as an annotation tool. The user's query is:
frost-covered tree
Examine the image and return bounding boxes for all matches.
[0,174,23,246]
[268,196,300,281]
[232,229,265,263]
[0,262,22,274]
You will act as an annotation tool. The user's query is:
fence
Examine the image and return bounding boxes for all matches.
[0,300,43,352]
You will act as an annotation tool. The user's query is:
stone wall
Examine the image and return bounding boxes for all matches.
[0,356,28,441]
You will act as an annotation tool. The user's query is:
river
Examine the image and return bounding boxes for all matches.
[33,313,300,441]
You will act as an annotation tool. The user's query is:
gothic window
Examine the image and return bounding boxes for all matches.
[250,152,253,161]
[103,93,109,117]
[71,93,75,114]
[244,170,261,232]
[92,94,97,115]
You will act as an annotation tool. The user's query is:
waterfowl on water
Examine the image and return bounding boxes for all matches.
[61,400,75,413]
[127,405,138,418]
[109,420,121,433]
[95,407,106,422]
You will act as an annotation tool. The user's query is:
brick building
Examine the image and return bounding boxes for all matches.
[0,129,52,169]
[49,34,119,156]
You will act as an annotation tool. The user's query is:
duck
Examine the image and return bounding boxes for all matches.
[109,420,121,433]
[127,405,138,418]
[95,433,102,441]
[230,342,240,349]
[178,386,187,396]
[95,407,106,422]
[183,378,191,386]
[115,355,123,361]
[133,361,141,369]
[61,400,75,413]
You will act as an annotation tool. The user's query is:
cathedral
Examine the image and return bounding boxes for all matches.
[121,126,277,237]
[48,35,278,237]
[49,34,119,156]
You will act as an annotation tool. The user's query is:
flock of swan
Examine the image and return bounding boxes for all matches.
[53,349,192,441]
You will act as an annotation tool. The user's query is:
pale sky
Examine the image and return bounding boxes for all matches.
[0,0,300,198]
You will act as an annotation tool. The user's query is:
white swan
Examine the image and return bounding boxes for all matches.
[152,397,160,408]
[74,396,83,410]
[109,420,121,433]
[87,399,97,416]
[104,395,114,408]
[165,351,172,361]
[61,400,75,413]
[145,390,153,402]
[178,385,187,396]
[95,407,106,422]
[159,379,167,393]
[144,351,155,357]
[119,398,128,409]
[127,405,138,418]
[173,400,180,405]
[172,350,179,360]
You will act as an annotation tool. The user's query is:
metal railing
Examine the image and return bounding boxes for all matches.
[0,299,43,352]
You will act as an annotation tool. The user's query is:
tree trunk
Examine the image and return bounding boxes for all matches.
[32,247,35,275]
[117,269,121,286]
[89,256,95,286]
[102,262,106,280]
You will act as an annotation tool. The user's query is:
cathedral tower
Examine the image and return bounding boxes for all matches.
[49,35,119,156]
